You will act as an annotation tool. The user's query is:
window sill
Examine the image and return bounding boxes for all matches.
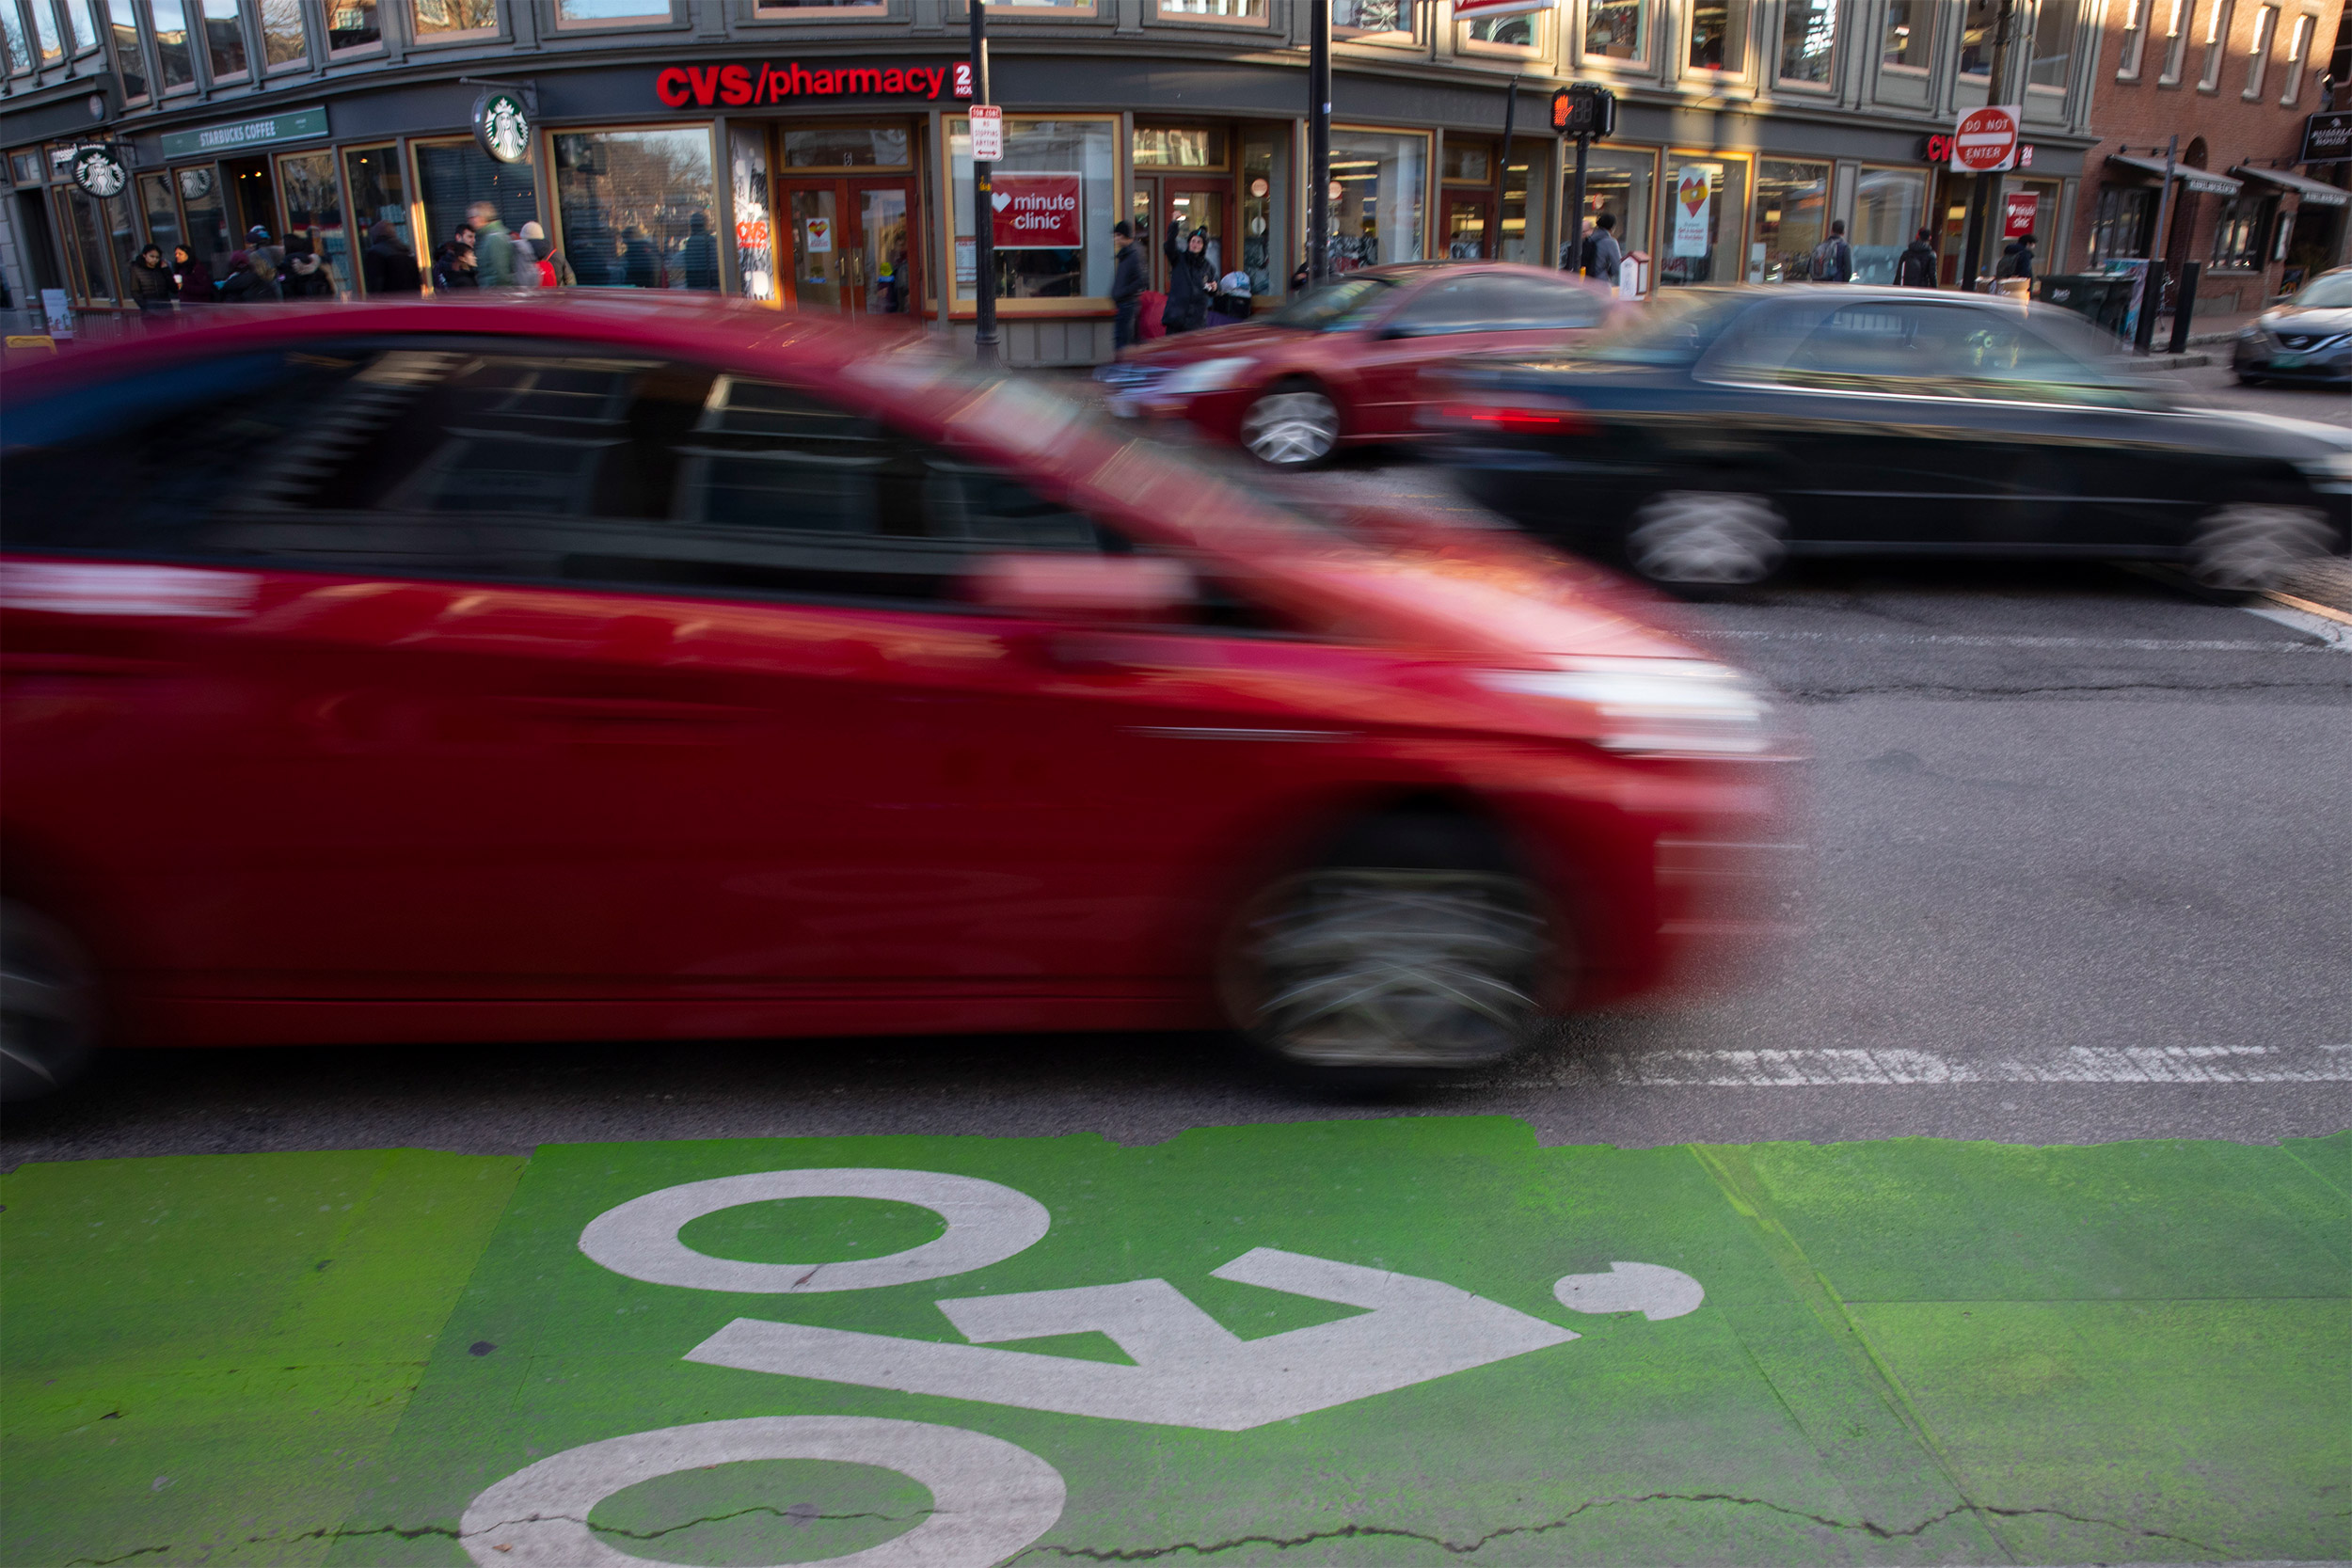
[555,15,680,29]
[1458,41,1546,59]
[1878,61,1928,75]
[408,28,505,45]
[1773,76,1837,93]
[1577,53,1651,70]
[748,8,897,21]
[1334,31,1422,47]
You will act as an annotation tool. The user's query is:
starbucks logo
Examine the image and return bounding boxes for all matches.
[474,90,532,166]
[72,146,126,198]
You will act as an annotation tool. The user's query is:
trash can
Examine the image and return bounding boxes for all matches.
[2040,275,2133,339]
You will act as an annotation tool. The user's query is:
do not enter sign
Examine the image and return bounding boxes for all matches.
[1951,105,2021,172]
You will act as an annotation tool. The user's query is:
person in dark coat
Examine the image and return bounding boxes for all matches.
[1109,220,1147,351]
[280,238,337,299]
[218,249,282,303]
[172,243,213,304]
[680,213,720,291]
[1894,227,1939,288]
[622,226,660,289]
[362,221,422,295]
[1997,232,2038,282]
[1162,225,1215,334]
[432,225,478,293]
[126,244,177,314]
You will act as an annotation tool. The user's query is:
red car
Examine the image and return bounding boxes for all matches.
[0,298,1791,1098]
[1100,261,1615,467]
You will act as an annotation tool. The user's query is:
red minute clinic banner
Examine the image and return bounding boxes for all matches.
[991,173,1082,249]
[2002,191,2040,240]
[1452,0,1552,16]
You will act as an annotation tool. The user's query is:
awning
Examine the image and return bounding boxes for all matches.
[2105,153,2242,196]
[2229,164,2351,207]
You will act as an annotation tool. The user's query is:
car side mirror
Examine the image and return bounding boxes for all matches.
[966,552,1196,623]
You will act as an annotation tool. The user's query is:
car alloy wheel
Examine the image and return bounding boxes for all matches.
[2187,503,2333,592]
[1240,388,1341,467]
[1228,867,1548,1075]
[0,901,96,1102]
[1625,492,1788,587]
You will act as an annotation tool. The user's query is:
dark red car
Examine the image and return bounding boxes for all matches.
[0,298,1791,1098]
[1099,262,1615,467]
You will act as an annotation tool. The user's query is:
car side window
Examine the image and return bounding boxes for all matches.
[1702,302,2138,405]
[1483,275,1611,330]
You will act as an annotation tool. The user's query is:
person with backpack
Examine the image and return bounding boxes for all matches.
[1894,227,1939,288]
[1809,219,1853,283]
[1996,231,2037,283]
[1581,212,1623,287]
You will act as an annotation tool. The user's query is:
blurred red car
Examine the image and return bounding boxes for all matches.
[1099,261,1615,467]
[0,298,1791,1098]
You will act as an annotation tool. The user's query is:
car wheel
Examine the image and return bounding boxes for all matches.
[2186,503,2333,591]
[1222,819,1550,1080]
[1240,386,1341,468]
[1624,491,1788,589]
[1,900,96,1102]
[2234,372,2265,387]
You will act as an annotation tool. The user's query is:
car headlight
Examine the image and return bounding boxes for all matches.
[1479,658,1775,757]
[1160,356,1253,396]
[2296,450,2352,493]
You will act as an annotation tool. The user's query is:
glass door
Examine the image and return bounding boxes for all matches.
[784,182,843,311]
[784,177,920,314]
[1166,182,1232,279]
[851,179,916,315]
[1444,191,1493,259]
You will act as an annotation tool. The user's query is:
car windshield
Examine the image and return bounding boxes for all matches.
[1270,276,1400,331]
[2286,272,2352,309]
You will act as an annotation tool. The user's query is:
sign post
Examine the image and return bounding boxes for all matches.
[1550,84,1615,276]
[1308,0,1329,284]
[968,0,997,366]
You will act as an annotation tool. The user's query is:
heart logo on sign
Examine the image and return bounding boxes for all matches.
[808,219,829,243]
[1679,173,1708,214]
[992,191,1011,213]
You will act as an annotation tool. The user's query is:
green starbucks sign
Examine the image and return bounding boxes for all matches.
[473,89,532,165]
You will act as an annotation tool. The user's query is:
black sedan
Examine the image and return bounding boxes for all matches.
[1436,286,2352,592]
[2233,266,2352,388]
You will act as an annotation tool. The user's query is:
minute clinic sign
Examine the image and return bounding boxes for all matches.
[1950,104,2022,173]
[991,173,1081,248]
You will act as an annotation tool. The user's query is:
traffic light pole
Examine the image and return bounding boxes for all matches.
[1491,76,1518,261]
[969,0,998,366]
[1308,0,1330,283]
[1568,132,1588,274]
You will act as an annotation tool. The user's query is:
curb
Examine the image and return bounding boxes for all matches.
[2265,590,2352,626]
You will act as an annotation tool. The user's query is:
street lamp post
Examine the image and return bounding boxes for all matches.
[1308,0,1330,284]
[970,0,999,366]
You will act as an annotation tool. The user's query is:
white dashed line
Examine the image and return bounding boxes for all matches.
[1493,1044,2352,1087]
[1688,628,2330,654]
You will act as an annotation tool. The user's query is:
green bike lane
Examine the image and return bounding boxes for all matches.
[4,1119,2344,1567]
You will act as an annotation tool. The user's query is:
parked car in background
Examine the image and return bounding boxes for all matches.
[1097,262,1615,467]
[1436,286,2352,593]
[0,298,1794,1098]
[2233,267,2352,388]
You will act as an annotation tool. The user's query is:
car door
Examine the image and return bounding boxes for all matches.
[1347,271,1609,436]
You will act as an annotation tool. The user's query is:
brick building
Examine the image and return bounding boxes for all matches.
[2068,0,2349,320]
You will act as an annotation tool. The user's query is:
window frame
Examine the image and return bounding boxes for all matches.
[2241,2,2275,96]
[1775,0,1838,89]
[2197,0,2233,89]
[550,0,678,27]
[544,120,726,295]
[2279,8,2312,103]
[406,0,501,46]
[1959,0,1994,75]
[2026,0,2073,89]
[1880,0,1926,73]
[941,111,1122,316]
[255,0,307,71]
[196,0,249,83]
[2158,0,2188,80]
[1683,0,1747,77]
[2208,191,2276,270]
[945,0,1099,19]
[1579,0,1648,66]
[1456,1,1547,61]
[1148,0,1271,29]
[2116,0,2149,76]
[324,0,385,55]
[1331,0,1421,50]
[750,0,896,21]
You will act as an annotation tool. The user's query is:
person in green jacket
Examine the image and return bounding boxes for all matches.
[469,200,517,288]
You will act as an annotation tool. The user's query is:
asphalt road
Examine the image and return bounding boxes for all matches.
[7,371,2348,1169]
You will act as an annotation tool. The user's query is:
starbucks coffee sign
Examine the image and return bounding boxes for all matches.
[71,145,126,198]
[473,89,532,165]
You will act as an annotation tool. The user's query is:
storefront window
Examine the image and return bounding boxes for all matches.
[111,13,145,96]
[417,139,537,268]
[326,0,379,50]
[137,172,181,260]
[2089,185,2154,265]
[553,128,719,291]
[2029,0,2073,86]
[200,0,247,77]
[1851,165,1927,282]
[343,145,413,293]
[59,186,127,301]
[1240,131,1286,296]
[278,150,349,293]
[1133,127,1225,168]
[784,127,911,168]
[1689,0,1742,70]
[261,0,305,66]
[556,0,672,23]
[1882,0,1920,66]
[179,163,230,276]
[1753,159,1827,280]
[411,0,497,38]
[1584,0,1642,59]
[150,0,198,87]
[1327,127,1425,268]
[730,124,774,303]
[948,116,1115,300]
[1660,155,1746,287]
[1779,0,1835,82]
[1567,147,1655,278]
[2210,194,2275,270]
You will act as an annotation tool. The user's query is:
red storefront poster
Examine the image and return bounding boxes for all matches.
[2002,191,2040,240]
[991,173,1082,249]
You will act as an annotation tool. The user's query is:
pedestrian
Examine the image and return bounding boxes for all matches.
[246,224,283,272]
[680,213,720,291]
[1894,227,1939,289]
[469,201,517,287]
[1582,212,1624,286]
[1212,263,1253,324]
[362,220,422,295]
[171,242,213,305]
[507,224,544,291]
[126,244,176,316]
[218,248,281,303]
[279,238,337,299]
[1290,255,1311,294]
[518,220,572,287]
[1162,225,1215,334]
[432,225,478,292]
[1996,231,2038,283]
[621,225,659,289]
[1809,219,1854,283]
[1109,220,1147,351]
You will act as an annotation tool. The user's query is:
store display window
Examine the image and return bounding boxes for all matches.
[415,137,539,271]
[552,128,722,290]
[1753,159,1828,280]
[278,150,352,293]
[1239,130,1287,297]
[1659,154,1747,287]
[1852,165,1928,282]
[1327,127,1427,269]
[947,116,1116,303]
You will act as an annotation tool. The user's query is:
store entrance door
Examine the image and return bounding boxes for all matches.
[223,156,277,248]
[780,176,919,315]
[1443,191,1494,260]
[1132,177,1233,289]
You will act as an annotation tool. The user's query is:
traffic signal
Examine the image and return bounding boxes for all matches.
[1549,84,1616,137]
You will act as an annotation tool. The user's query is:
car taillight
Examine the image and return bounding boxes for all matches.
[1427,400,1594,435]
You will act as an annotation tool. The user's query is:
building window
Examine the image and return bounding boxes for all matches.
[752,0,891,12]
[200,0,246,78]
[1133,126,1224,167]
[1325,127,1427,266]
[2117,0,2148,75]
[1464,9,1538,50]
[1239,129,1288,296]
[2242,3,2275,94]
[2210,193,2274,268]
[784,127,913,167]
[2089,183,2154,263]
[1882,0,1921,68]
[2280,9,2312,102]
[555,0,672,23]
[947,116,1114,301]
[552,128,719,289]
[111,12,147,96]
[30,0,62,60]
[1688,0,1741,69]
[1158,0,1267,19]
[1960,0,1993,72]
[260,0,305,63]
[343,144,416,294]
[2027,0,2071,85]
[149,0,198,86]
[2158,0,2188,77]
[1754,159,1829,279]
[326,0,379,50]
[1852,165,1928,282]
[415,137,535,272]
[1584,0,1642,58]
[1332,0,1410,39]
[411,0,497,38]
[2198,0,2233,87]
[0,2,31,71]
[278,150,350,292]
[1566,148,1655,277]
[1659,154,1747,286]
[1779,0,1835,81]
[59,0,100,53]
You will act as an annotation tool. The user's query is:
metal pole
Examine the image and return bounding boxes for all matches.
[1309,0,1330,283]
[969,0,998,366]
[1960,0,2016,291]
[2137,134,2180,356]
[1491,75,1517,261]
[1569,134,1589,275]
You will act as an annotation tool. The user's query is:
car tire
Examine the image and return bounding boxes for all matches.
[1624,491,1788,590]
[1240,385,1341,468]
[1,900,97,1103]
[2234,372,2266,387]
[1220,816,1551,1082]
[2186,503,2333,592]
